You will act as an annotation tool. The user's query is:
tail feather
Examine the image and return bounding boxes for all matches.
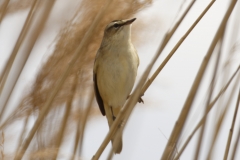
[112,133,122,154]
[104,104,123,153]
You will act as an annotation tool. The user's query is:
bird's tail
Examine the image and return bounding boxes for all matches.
[104,104,123,153]
[111,130,123,154]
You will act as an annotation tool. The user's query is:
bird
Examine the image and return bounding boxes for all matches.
[93,18,139,154]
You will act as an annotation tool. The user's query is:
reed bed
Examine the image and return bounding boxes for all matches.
[0,0,239,159]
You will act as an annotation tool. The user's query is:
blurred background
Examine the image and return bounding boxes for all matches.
[0,0,240,159]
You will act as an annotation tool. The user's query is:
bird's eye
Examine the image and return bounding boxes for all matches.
[113,23,120,29]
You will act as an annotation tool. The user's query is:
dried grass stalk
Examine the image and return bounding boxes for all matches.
[14,0,57,159]
[53,74,78,160]
[160,1,219,159]
[16,110,31,153]
[193,29,225,160]
[2,0,32,14]
[0,0,39,122]
[223,88,240,160]
[78,91,95,155]
[0,131,4,160]
[140,0,196,95]
[230,124,240,160]
[206,72,240,160]
[0,0,10,24]
[174,66,240,160]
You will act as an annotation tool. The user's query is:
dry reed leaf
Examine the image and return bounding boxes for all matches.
[161,0,236,159]
[3,0,35,14]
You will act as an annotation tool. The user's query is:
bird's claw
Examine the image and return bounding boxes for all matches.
[138,97,144,104]
[127,94,144,104]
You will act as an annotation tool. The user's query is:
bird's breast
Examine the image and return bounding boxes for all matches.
[97,46,138,107]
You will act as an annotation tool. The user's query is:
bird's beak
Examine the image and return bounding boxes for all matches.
[121,18,136,26]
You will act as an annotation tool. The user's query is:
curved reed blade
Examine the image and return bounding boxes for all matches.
[223,88,240,160]
[193,28,225,160]
[14,0,112,159]
[230,124,240,160]
[174,66,240,160]
[141,0,196,95]
[0,0,10,25]
[0,0,39,122]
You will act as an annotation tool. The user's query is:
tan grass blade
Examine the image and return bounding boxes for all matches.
[53,74,78,160]
[193,31,225,160]
[223,88,240,160]
[0,0,39,121]
[14,0,112,159]
[16,110,31,152]
[71,91,94,160]
[206,73,240,160]
[174,66,240,160]
[230,124,240,160]
[0,0,9,24]
[140,0,196,95]
[71,106,84,160]
[78,91,95,156]
[160,1,225,159]
[0,95,32,130]
[0,0,38,88]
[211,12,240,151]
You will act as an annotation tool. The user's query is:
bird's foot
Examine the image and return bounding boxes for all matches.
[138,97,144,104]
[127,94,144,104]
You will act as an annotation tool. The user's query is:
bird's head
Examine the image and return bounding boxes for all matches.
[102,18,136,44]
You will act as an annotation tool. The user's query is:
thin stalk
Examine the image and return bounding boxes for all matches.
[162,1,228,159]
[16,110,31,152]
[71,108,83,160]
[107,149,114,160]
[174,66,240,160]
[230,124,240,160]
[223,88,240,160]
[0,101,24,130]
[0,0,38,91]
[69,76,85,160]
[14,0,112,159]
[206,73,240,160]
[53,75,78,160]
[0,0,39,121]
[0,0,10,24]
[141,0,196,95]
[78,91,95,155]
[193,31,225,160]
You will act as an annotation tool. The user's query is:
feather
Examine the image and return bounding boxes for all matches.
[93,73,105,115]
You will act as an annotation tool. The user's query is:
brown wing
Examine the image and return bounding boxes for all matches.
[93,73,105,116]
